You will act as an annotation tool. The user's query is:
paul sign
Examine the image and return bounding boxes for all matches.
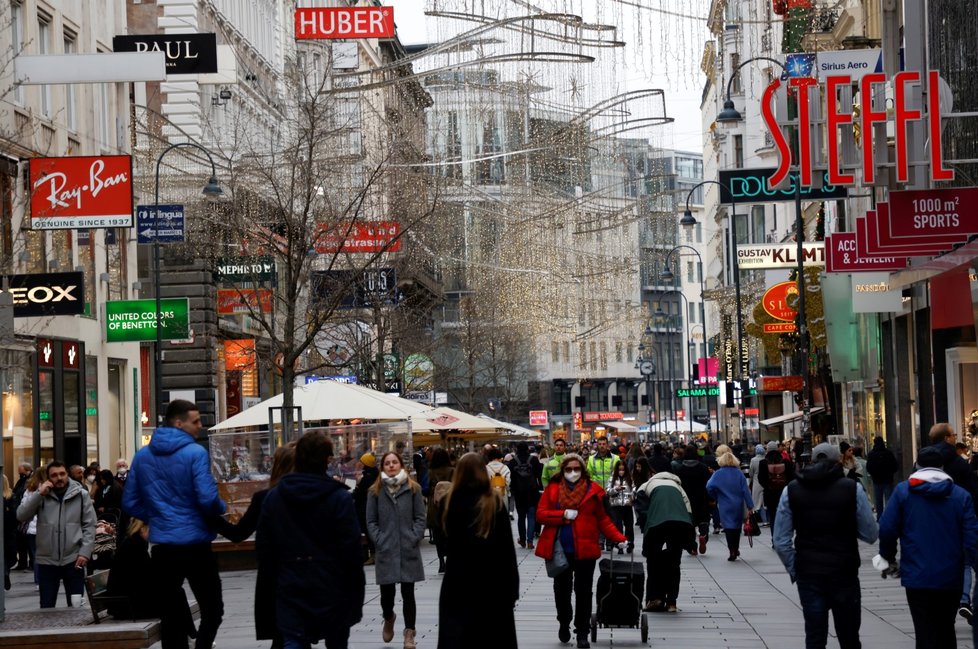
[29,155,133,230]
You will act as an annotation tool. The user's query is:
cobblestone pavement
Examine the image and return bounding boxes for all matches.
[5,520,974,648]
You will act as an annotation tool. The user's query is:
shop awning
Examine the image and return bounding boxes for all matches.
[760,407,825,428]
[596,420,638,433]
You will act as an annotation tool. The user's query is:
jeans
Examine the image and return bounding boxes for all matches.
[963,566,973,605]
[153,543,224,649]
[515,498,536,544]
[642,521,689,604]
[906,587,958,649]
[873,483,893,520]
[553,556,596,637]
[27,535,38,585]
[610,506,634,545]
[37,562,85,608]
[796,575,862,649]
[380,582,416,630]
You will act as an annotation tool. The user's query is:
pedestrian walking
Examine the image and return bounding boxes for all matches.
[215,444,295,648]
[486,447,511,502]
[758,440,795,532]
[3,475,16,590]
[257,431,365,649]
[541,437,568,486]
[877,446,978,649]
[122,399,227,649]
[748,444,765,523]
[12,462,32,571]
[706,448,753,561]
[366,451,427,649]
[508,442,541,550]
[535,453,627,648]
[635,469,694,612]
[437,452,518,649]
[648,443,672,474]
[676,443,712,555]
[772,442,879,649]
[586,436,620,490]
[426,447,453,572]
[866,437,898,520]
[354,452,380,566]
[16,460,96,608]
[606,461,635,553]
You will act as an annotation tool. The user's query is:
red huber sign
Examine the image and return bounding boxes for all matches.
[29,155,133,230]
[761,70,953,188]
[762,281,798,322]
[295,7,395,40]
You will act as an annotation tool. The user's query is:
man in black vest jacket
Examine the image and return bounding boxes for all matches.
[773,443,879,649]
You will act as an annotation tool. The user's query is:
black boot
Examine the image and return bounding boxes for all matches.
[576,634,591,648]
[558,623,571,643]
[438,557,446,573]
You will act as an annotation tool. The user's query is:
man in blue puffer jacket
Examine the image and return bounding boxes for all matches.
[123,400,226,649]
[878,446,978,649]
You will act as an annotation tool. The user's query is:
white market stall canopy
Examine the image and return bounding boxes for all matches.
[477,414,543,438]
[210,381,430,431]
[649,419,708,433]
[410,407,500,433]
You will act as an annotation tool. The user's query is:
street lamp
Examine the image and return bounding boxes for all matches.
[636,337,655,442]
[153,142,223,425]
[715,55,811,446]
[654,293,694,439]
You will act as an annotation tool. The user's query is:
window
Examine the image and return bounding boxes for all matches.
[552,341,559,363]
[626,343,634,364]
[734,134,744,168]
[751,205,766,244]
[600,342,607,370]
[562,341,570,363]
[37,16,51,117]
[695,222,702,242]
[95,82,112,148]
[730,53,742,93]
[687,261,694,283]
[11,3,23,103]
[64,32,77,130]
[578,342,588,371]
[615,341,623,363]
[445,111,462,179]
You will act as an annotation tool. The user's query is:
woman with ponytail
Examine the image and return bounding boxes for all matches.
[437,452,518,648]
[366,451,427,649]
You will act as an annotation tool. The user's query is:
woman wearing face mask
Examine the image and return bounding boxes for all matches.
[536,454,627,648]
[366,451,427,649]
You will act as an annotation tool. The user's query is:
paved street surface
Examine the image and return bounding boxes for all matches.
[5,519,973,648]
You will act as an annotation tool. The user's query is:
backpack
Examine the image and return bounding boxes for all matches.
[768,462,787,490]
[490,468,507,493]
[510,457,534,494]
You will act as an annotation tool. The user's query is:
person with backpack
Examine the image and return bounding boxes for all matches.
[606,461,635,553]
[758,440,795,533]
[486,447,512,504]
[508,442,541,549]
[676,443,713,555]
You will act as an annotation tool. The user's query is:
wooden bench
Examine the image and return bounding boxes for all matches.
[84,569,133,625]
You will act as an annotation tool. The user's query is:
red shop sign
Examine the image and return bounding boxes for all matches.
[825,232,909,273]
[758,375,804,392]
[528,410,549,426]
[295,7,395,40]
[217,289,273,315]
[314,220,402,254]
[888,187,978,238]
[583,411,624,422]
[762,281,798,322]
[29,155,133,230]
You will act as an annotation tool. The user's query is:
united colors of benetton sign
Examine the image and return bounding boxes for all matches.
[295,7,395,40]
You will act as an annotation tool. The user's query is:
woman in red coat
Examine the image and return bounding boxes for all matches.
[535,453,627,648]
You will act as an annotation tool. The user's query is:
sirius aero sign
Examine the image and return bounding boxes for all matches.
[0,272,85,317]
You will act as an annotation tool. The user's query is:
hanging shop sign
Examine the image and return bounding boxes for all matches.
[888,187,978,238]
[858,211,954,258]
[825,233,909,273]
[736,242,825,269]
[851,272,904,313]
[136,205,185,243]
[217,289,274,315]
[105,298,190,342]
[814,49,883,81]
[112,33,218,75]
[295,6,395,40]
[224,339,256,371]
[1,272,85,317]
[761,70,953,188]
[762,281,799,322]
[718,168,848,204]
[758,375,804,392]
[29,155,133,230]
[583,411,624,422]
[763,322,797,333]
[697,358,719,385]
[676,386,719,399]
[215,256,277,282]
[314,220,402,254]
[872,203,965,248]
[311,268,398,309]
[529,410,549,426]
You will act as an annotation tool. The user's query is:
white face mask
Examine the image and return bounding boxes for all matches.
[86,475,95,483]
[564,469,582,483]
[117,468,128,476]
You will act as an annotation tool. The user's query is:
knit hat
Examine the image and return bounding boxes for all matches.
[360,452,376,468]
[839,441,851,454]
[755,444,765,455]
[811,442,840,463]
[767,441,780,452]
[916,447,944,468]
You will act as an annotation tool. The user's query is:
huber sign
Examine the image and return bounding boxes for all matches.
[105,298,190,342]
[295,7,395,40]
[29,155,133,230]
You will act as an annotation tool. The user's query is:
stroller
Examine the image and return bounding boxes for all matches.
[591,547,649,644]
[90,511,119,572]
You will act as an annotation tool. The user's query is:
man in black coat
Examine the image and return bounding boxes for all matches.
[928,423,978,511]
[865,437,899,520]
[257,432,365,649]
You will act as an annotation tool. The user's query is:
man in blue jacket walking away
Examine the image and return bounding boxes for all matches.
[878,446,978,649]
[123,400,227,649]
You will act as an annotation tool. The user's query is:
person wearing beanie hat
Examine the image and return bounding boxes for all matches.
[353,452,380,566]
[878,446,978,648]
[866,437,899,521]
[758,440,795,532]
[772,437,878,649]
[360,452,376,469]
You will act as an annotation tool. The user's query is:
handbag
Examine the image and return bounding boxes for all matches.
[743,514,758,548]
[545,533,570,578]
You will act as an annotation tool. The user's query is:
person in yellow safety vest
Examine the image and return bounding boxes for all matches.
[587,437,620,488]
[541,438,567,486]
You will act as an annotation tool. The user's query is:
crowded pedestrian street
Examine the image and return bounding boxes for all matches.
[5,516,967,648]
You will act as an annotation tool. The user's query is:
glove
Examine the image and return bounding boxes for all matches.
[564,509,578,521]
[617,542,628,551]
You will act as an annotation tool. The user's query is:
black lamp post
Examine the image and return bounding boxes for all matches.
[715,56,810,445]
[654,293,694,439]
[636,330,655,441]
[153,142,223,425]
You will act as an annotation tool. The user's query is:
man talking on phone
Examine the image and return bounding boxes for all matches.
[17,460,96,608]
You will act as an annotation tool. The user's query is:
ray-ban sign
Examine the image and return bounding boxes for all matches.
[29,155,133,230]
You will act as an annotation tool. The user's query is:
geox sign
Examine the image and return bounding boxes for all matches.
[2,272,84,317]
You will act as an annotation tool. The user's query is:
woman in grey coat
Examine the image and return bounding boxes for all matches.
[366,451,427,649]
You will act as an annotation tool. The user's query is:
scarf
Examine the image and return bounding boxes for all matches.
[558,477,588,510]
[382,469,408,495]
[908,466,951,487]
